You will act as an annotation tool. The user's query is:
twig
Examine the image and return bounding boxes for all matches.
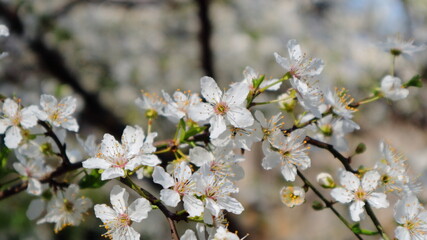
[364,202,390,240]
[297,170,363,240]
[38,121,71,166]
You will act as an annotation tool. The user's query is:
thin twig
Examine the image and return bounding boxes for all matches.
[38,120,71,166]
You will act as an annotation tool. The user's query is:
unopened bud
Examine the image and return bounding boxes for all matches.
[145,109,158,119]
[316,172,335,188]
[278,90,296,112]
[312,200,324,210]
[403,75,422,88]
[355,143,366,154]
[319,124,333,137]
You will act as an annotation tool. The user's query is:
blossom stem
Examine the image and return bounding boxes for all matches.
[121,176,183,240]
[38,120,71,166]
[364,202,390,240]
[259,72,291,93]
[297,170,363,240]
[251,95,294,106]
[147,118,153,134]
[356,95,381,106]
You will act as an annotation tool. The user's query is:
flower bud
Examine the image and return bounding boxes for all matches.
[145,109,158,119]
[316,172,335,188]
[277,90,296,112]
[355,143,366,154]
[312,200,324,210]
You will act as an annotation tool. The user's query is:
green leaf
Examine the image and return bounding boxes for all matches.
[351,223,378,235]
[184,126,207,140]
[252,75,265,89]
[178,119,187,142]
[78,170,107,189]
[403,75,422,88]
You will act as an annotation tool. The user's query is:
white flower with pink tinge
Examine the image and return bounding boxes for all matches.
[188,77,254,138]
[94,185,151,240]
[82,125,160,180]
[0,98,39,148]
[331,170,389,222]
[37,94,79,132]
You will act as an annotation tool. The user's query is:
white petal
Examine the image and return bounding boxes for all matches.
[61,118,79,132]
[217,196,244,215]
[274,52,291,71]
[138,154,161,167]
[260,78,282,91]
[209,115,226,138]
[223,82,249,106]
[160,189,181,207]
[153,166,174,188]
[27,178,43,196]
[281,163,297,181]
[367,193,389,209]
[226,106,254,128]
[110,185,129,214]
[5,125,22,149]
[40,94,58,111]
[349,200,365,222]
[188,102,213,122]
[205,198,221,217]
[181,229,197,240]
[183,195,204,217]
[128,197,151,222]
[362,170,380,192]
[394,226,411,240]
[189,146,213,167]
[3,98,18,117]
[261,151,281,170]
[94,204,117,222]
[254,110,267,127]
[331,188,354,203]
[26,198,45,220]
[200,76,222,103]
[101,167,125,180]
[20,106,39,129]
[122,125,144,156]
[287,39,302,61]
[100,134,123,159]
[175,162,192,181]
[82,157,112,169]
[0,119,10,134]
[58,96,77,116]
[340,171,360,192]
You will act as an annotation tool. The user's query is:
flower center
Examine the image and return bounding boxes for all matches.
[213,102,229,115]
[64,199,74,212]
[118,213,131,227]
[354,188,366,201]
[113,156,128,168]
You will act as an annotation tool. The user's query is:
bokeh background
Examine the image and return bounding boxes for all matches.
[0,0,427,239]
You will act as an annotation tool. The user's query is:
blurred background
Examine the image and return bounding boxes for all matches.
[0,0,427,239]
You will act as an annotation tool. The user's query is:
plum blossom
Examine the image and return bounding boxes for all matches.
[0,98,39,148]
[82,125,160,180]
[394,194,427,240]
[378,36,425,58]
[331,170,389,222]
[211,121,262,151]
[37,184,92,233]
[381,75,409,101]
[162,90,201,123]
[233,66,281,91]
[254,110,284,144]
[94,185,151,240]
[152,162,203,217]
[188,77,253,138]
[262,129,311,181]
[37,94,79,132]
[274,39,324,80]
[280,186,305,207]
[135,91,166,117]
[290,78,323,118]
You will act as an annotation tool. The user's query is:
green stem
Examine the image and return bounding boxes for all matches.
[357,95,381,105]
[365,202,390,240]
[259,72,291,92]
[297,171,363,240]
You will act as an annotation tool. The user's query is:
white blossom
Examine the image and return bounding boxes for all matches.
[280,186,305,208]
[83,125,160,180]
[188,77,253,138]
[0,98,39,148]
[153,162,203,217]
[162,90,201,123]
[233,66,281,91]
[394,194,427,240]
[331,170,389,222]
[262,129,311,181]
[381,75,409,101]
[378,36,425,58]
[37,184,92,233]
[38,94,79,132]
[94,185,151,240]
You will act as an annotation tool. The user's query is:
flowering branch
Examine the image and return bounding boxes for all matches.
[38,120,71,166]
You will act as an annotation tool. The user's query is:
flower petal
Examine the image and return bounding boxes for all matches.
[361,170,380,192]
[183,195,204,217]
[83,157,112,169]
[101,167,125,180]
[349,200,365,222]
[128,197,151,222]
[200,76,222,103]
[331,188,354,204]
[226,106,254,128]
[5,125,22,149]
[110,185,129,214]
[160,189,181,207]
[152,166,174,188]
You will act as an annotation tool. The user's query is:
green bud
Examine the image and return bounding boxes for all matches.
[278,90,297,112]
[355,143,366,154]
[403,75,422,88]
[316,172,336,188]
[319,124,333,137]
[252,75,265,89]
[312,201,324,210]
[145,109,158,119]
[390,48,402,56]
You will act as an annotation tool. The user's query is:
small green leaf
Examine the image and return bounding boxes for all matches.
[184,126,207,140]
[252,75,265,89]
[78,170,107,189]
[351,223,378,235]
[403,75,422,88]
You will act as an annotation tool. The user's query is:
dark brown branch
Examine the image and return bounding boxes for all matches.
[0,2,126,138]
[38,121,71,166]
[305,136,357,173]
[195,0,215,78]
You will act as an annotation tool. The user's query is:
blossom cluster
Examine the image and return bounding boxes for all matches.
[0,34,425,240]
